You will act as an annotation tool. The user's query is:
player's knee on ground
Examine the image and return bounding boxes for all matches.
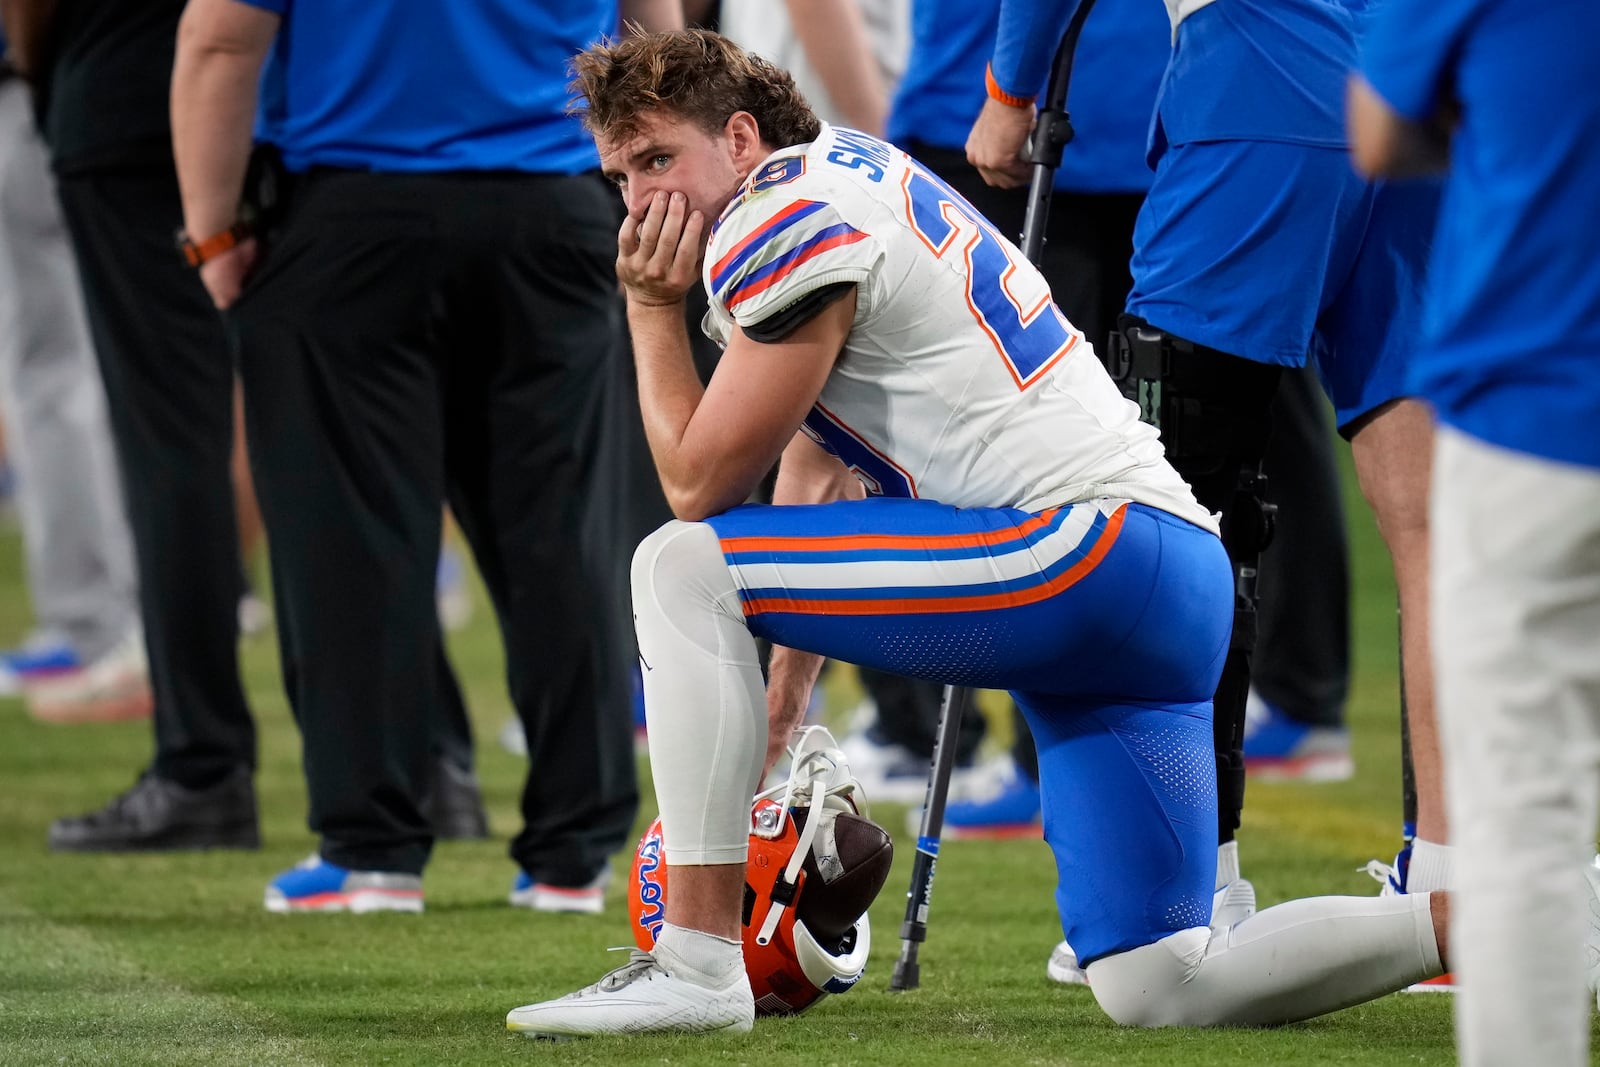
[1086,894,1441,1028]
[1086,928,1216,1028]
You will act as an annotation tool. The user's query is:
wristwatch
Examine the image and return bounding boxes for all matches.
[176,221,253,268]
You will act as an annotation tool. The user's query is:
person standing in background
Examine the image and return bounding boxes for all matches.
[1352,0,1600,1060]
[2,0,262,850]
[171,0,680,913]
[0,25,146,723]
[719,0,906,137]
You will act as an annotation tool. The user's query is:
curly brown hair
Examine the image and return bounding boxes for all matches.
[571,29,821,150]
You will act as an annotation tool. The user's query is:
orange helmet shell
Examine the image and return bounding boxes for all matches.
[626,800,860,1015]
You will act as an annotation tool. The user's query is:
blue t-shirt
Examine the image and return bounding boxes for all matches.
[986,0,1362,167]
[239,0,615,174]
[888,0,1168,193]
[1362,0,1600,469]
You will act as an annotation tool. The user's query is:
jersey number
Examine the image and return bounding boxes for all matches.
[802,407,916,498]
[901,167,1076,389]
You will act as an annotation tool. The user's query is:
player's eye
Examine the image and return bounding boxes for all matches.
[651,155,671,171]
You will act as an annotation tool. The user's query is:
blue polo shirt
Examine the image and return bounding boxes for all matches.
[888,0,1167,193]
[238,0,614,174]
[1362,0,1600,469]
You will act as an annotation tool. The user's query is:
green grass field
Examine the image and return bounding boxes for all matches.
[0,456,1559,1065]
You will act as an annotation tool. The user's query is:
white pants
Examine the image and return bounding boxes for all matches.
[0,79,137,658]
[1432,425,1600,1067]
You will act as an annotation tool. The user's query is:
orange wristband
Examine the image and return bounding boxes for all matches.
[985,63,1036,109]
[177,221,252,268]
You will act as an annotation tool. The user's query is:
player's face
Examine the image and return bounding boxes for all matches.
[598,110,764,250]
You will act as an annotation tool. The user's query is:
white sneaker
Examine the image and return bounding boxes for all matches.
[1211,841,1257,930]
[1046,940,1089,986]
[509,867,610,915]
[837,728,937,805]
[1212,877,1257,930]
[24,629,152,724]
[506,949,755,1039]
[237,592,273,638]
[498,717,528,757]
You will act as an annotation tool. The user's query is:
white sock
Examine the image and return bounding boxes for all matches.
[1215,840,1241,891]
[653,922,745,985]
[1406,838,1456,892]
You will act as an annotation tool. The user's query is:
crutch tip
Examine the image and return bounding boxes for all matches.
[888,959,920,992]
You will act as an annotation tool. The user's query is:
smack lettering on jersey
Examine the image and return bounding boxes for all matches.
[826,127,892,183]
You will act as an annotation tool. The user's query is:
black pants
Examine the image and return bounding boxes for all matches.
[232,169,637,879]
[1255,365,1350,728]
[55,164,254,789]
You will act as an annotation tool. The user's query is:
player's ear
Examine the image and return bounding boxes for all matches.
[725,111,764,166]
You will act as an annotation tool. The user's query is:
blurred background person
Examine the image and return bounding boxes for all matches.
[171,0,681,913]
[0,24,147,723]
[1353,0,1600,1059]
[3,0,263,851]
[720,0,906,137]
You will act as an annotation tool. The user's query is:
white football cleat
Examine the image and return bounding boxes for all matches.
[1211,877,1257,930]
[1046,940,1089,986]
[506,949,755,1039]
[1211,841,1256,931]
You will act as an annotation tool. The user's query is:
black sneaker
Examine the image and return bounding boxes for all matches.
[49,767,260,852]
[422,757,489,841]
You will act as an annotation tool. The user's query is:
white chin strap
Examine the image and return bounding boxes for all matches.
[750,724,868,948]
[754,775,825,946]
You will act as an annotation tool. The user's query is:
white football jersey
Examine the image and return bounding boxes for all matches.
[701,124,1216,534]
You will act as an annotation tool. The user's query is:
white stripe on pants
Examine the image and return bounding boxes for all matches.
[1432,425,1600,1067]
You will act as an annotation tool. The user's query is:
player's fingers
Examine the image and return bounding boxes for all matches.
[675,209,705,278]
[618,210,640,253]
[640,192,671,246]
[648,192,688,273]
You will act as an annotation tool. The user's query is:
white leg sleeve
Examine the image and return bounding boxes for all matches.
[1432,427,1600,1067]
[1087,894,1441,1027]
[632,520,767,866]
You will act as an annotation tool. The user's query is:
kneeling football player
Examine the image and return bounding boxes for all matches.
[506,29,1472,1038]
